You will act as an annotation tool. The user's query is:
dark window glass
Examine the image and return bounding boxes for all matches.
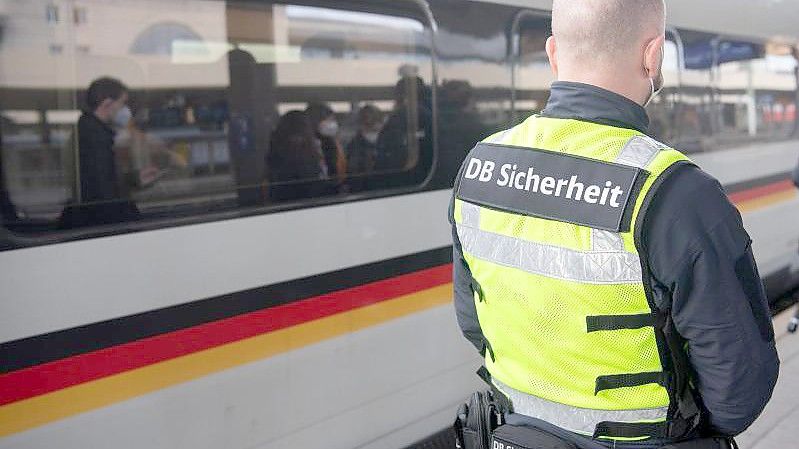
[674,30,717,153]
[644,34,681,145]
[0,0,434,237]
[430,2,518,186]
[511,13,553,125]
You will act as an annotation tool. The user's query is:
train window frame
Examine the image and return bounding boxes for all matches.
[0,0,441,250]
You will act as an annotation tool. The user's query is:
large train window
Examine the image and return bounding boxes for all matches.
[510,11,553,125]
[0,0,435,239]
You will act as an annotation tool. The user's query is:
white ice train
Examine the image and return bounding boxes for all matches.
[1,0,798,448]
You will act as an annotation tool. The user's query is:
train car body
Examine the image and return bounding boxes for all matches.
[1,1,798,448]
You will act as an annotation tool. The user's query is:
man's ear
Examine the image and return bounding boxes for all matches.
[545,36,559,79]
[644,35,665,78]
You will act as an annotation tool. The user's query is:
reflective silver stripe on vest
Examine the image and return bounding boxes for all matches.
[591,229,625,252]
[615,135,665,169]
[460,200,481,228]
[493,379,669,436]
[456,223,642,284]
[487,129,512,144]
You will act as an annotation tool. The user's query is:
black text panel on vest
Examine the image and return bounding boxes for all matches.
[457,143,648,232]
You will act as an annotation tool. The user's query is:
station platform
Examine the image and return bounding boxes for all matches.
[738,306,799,448]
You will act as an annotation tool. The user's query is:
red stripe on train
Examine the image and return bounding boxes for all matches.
[729,179,794,204]
[0,264,453,406]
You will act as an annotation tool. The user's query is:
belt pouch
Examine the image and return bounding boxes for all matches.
[491,424,578,449]
[661,438,735,449]
[455,392,491,449]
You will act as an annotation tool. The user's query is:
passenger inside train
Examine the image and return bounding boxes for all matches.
[346,104,383,193]
[267,110,326,202]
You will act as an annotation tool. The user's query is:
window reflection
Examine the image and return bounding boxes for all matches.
[0,0,434,234]
[714,41,797,144]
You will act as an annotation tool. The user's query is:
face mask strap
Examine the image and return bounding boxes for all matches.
[644,45,665,108]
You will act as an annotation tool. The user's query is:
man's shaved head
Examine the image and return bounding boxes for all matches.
[552,0,665,65]
[546,0,667,105]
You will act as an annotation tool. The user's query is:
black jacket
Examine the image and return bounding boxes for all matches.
[77,112,120,202]
[451,82,779,444]
[58,112,139,229]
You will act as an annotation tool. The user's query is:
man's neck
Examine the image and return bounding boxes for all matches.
[556,73,645,106]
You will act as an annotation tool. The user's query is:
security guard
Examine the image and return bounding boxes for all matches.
[450,1,779,448]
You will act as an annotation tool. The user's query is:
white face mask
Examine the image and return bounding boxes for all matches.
[318,120,339,137]
[363,131,379,144]
[113,105,132,128]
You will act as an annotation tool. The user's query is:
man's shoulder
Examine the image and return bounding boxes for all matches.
[653,162,726,210]
[643,162,745,263]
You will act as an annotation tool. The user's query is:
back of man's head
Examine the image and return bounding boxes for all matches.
[552,0,664,64]
[548,0,666,104]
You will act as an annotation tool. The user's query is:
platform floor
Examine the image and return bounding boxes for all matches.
[738,306,799,449]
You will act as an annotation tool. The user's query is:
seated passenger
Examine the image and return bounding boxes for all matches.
[306,102,346,191]
[346,104,383,192]
[267,110,326,202]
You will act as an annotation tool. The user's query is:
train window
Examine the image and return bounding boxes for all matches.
[511,12,554,124]
[0,0,434,238]
[746,43,796,141]
[644,33,681,145]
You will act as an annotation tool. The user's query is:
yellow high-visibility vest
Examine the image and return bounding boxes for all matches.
[453,115,700,441]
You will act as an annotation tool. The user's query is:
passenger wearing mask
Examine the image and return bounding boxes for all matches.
[267,110,326,202]
[346,104,383,192]
[306,102,347,191]
[59,77,140,228]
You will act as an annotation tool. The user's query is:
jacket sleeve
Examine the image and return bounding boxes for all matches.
[449,163,486,355]
[644,165,779,437]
